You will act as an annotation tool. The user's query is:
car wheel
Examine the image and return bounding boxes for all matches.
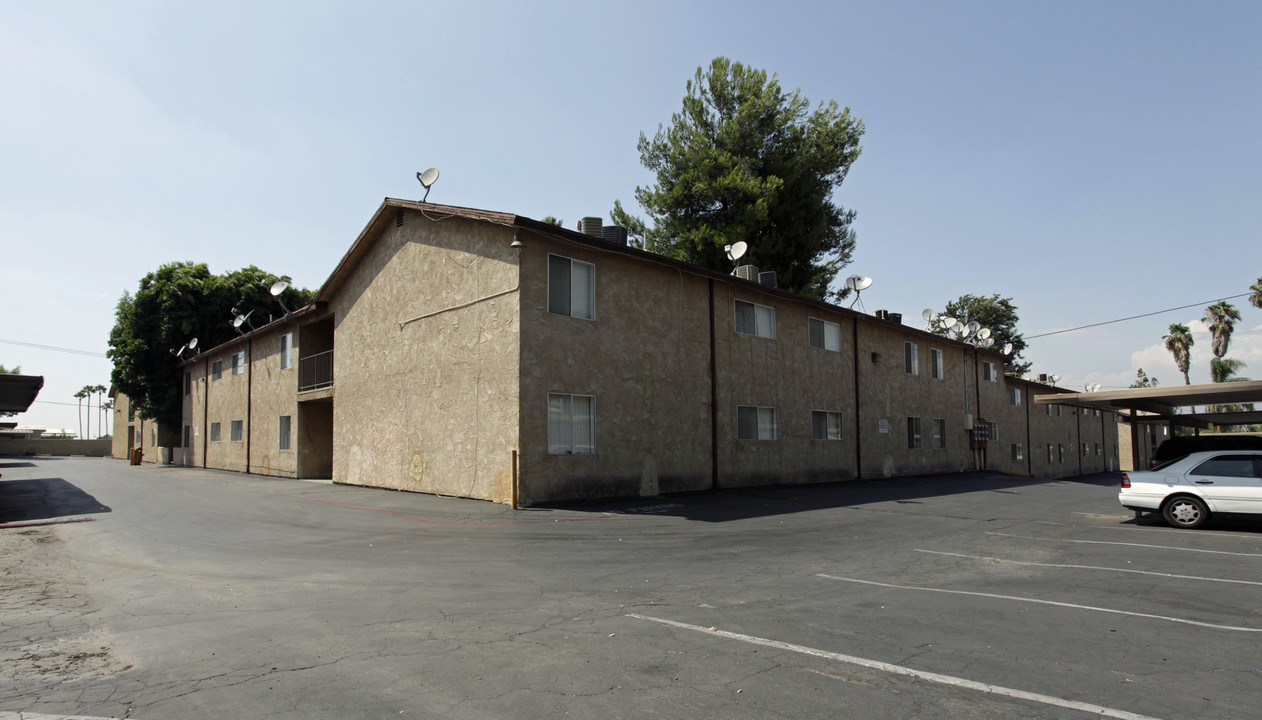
[1163,496,1209,529]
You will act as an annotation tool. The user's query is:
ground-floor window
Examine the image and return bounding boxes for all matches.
[279,415,292,451]
[210,422,221,442]
[907,417,921,449]
[811,410,842,440]
[932,418,947,449]
[738,405,777,440]
[548,393,595,454]
[231,420,244,443]
[1012,443,1024,462]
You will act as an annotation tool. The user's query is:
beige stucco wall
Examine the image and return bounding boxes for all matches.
[247,328,299,478]
[330,212,520,502]
[518,235,714,504]
[203,344,251,472]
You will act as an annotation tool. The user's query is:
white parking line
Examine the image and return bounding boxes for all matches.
[816,574,1262,633]
[987,531,1262,558]
[915,549,1262,587]
[626,613,1164,720]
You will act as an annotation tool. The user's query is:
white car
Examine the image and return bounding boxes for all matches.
[1119,450,1262,529]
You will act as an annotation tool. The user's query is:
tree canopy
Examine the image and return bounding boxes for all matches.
[107,262,314,428]
[930,294,1030,374]
[612,57,865,301]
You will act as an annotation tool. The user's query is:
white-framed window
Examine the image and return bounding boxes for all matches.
[548,254,595,320]
[1009,387,1022,406]
[1012,443,1024,462]
[230,419,244,443]
[279,415,291,451]
[280,333,293,370]
[734,300,775,339]
[1045,403,1053,416]
[211,360,223,381]
[548,393,595,454]
[904,342,919,375]
[932,418,946,449]
[987,421,998,442]
[930,348,944,379]
[983,361,997,382]
[812,410,842,440]
[808,318,841,351]
[907,416,921,449]
[231,351,246,375]
[738,405,777,440]
[210,421,221,442]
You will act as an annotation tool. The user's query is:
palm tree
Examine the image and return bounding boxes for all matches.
[74,387,90,439]
[1207,357,1252,430]
[93,384,108,438]
[1250,277,1262,310]
[1202,301,1242,359]
[1163,323,1194,385]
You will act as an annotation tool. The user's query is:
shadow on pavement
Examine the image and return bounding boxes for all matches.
[548,471,1122,523]
[0,477,112,525]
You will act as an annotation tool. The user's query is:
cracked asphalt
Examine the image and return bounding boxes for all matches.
[3,456,1262,719]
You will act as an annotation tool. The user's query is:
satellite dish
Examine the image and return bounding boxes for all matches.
[1050,374,1062,384]
[417,168,440,202]
[977,328,991,340]
[233,315,245,328]
[921,308,936,322]
[188,338,198,350]
[967,321,981,334]
[1001,342,1013,355]
[724,241,748,262]
[983,337,995,348]
[270,280,292,315]
[941,317,958,330]
[851,276,873,291]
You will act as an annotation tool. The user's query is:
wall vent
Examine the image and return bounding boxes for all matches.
[735,265,760,281]
[395,210,405,228]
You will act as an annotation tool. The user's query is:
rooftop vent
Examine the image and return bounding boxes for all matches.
[578,217,603,237]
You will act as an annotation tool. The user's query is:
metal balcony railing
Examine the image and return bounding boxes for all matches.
[299,350,333,392]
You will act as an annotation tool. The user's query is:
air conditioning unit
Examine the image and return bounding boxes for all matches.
[735,265,760,281]
[758,271,777,288]
[873,309,889,321]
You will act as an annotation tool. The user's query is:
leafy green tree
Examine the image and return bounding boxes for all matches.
[108,262,314,429]
[1163,323,1194,385]
[540,216,564,227]
[1130,368,1159,388]
[612,57,865,301]
[1202,300,1241,359]
[931,294,1030,374]
[1209,357,1247,384]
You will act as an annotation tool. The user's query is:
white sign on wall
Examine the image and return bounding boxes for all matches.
[878,419,888,434]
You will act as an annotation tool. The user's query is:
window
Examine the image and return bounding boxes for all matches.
[1095,443,1102,456]
[230,419,244,443]
[1191,455,1260,478]
[983,361,997,382]
[210,422,221,442]
[1058,443,1064,463]
[1083,443,1090,457]
[808,318,841,351]
[548,393,595,454]
[1012,443,1024,462]
[734,300,775,339]
[1009,387,1021,406]
[1045,404,1053,416]
[932,418,946,449]
[151,427,156,446]
[231,351,246,375]
[548,254,595,320]
[907,417,922,449]
[182,424,190,448]
[986,421,998,442]
[1046,443,1053,463]
[279,415,291,451]
[211,360,223,381]
[904,342,919,375]
[184,371,191,396]
[812,410,842,440]
[930,348,945,379]
[280,333,293,370]
[738,405,777,440]
[1057,405,1062,417]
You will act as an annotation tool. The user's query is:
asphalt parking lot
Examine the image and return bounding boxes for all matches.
[2,456,1261,719]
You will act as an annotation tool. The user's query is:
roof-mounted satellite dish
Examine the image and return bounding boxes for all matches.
[845,275,873,311]
[417,168,440,202]
[967,320,981,334]
[941,317,958,330]
[1050,374,1062,384]
[983,337,995,348]
[270,280,292,315]
[724,241,748,263]
[977,328,991,340]
[188,337,198,351]
[1001,342,1013,355]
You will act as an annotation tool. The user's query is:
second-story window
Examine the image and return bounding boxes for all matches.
[734,300,775,339]
[548,255,595,320]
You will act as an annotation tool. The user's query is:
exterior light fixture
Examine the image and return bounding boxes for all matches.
[510,229,524,250]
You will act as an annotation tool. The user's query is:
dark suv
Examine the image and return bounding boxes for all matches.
[1150,434,1262,468]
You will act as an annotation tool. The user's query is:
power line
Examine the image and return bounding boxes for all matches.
[0,338,108,358]
[1026,292,1253,340]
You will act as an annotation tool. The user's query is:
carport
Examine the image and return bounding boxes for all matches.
[1033,380,1262,468]
[0,373,44,414]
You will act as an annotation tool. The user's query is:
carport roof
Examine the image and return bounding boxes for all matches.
[0,373,44,413]
[1032,380,1262,429]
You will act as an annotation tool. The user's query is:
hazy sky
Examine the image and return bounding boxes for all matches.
[3,0,1260,435]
